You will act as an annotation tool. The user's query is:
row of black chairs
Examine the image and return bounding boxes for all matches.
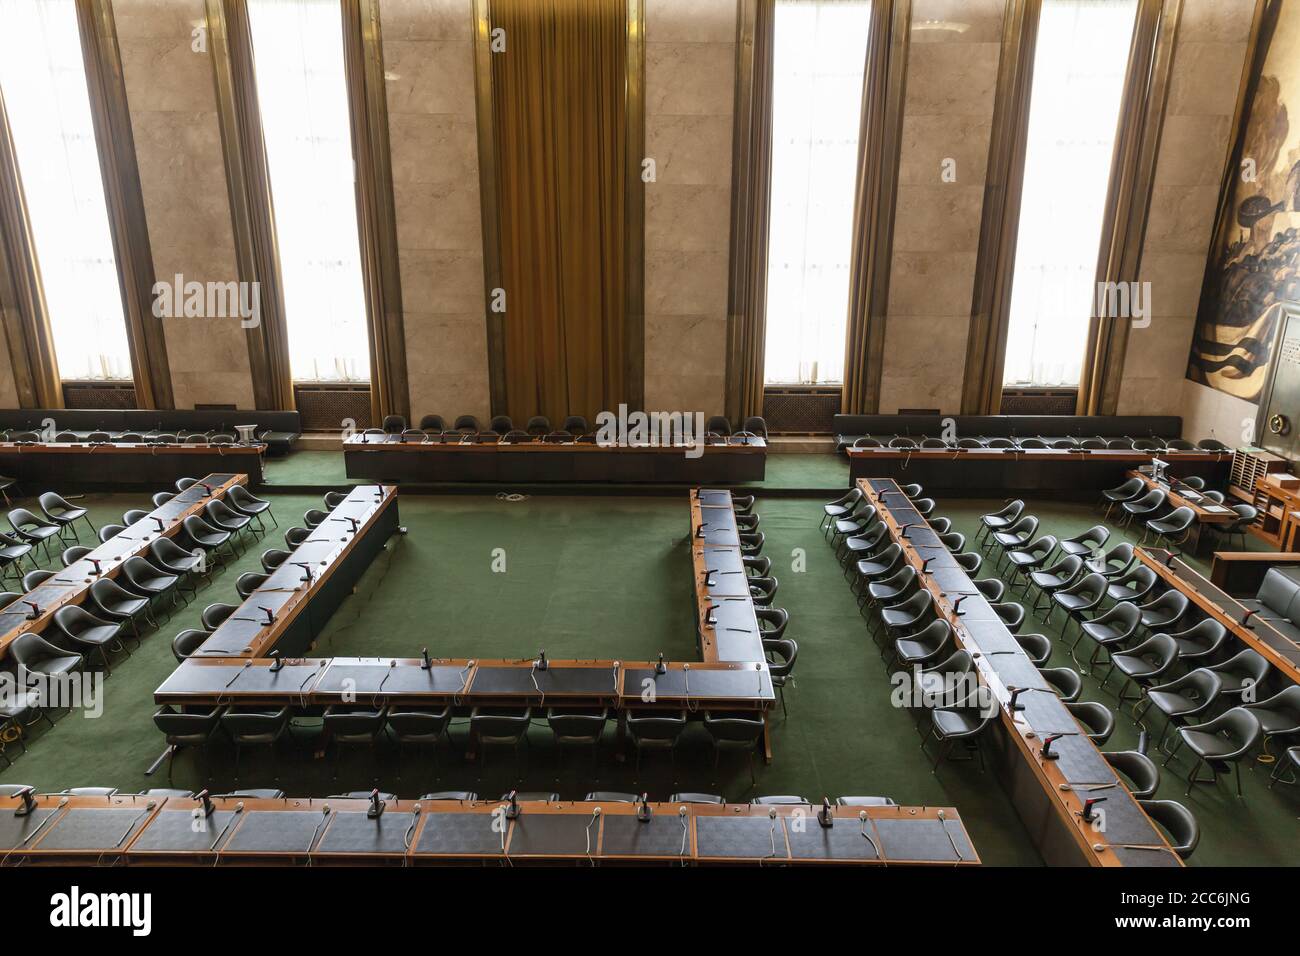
[985,504,1300,804]
[823,483,1202,857]
[2,430,243,445]
[850,435,1228,452]
[382,413,769,440]
[1100,476,1255,550]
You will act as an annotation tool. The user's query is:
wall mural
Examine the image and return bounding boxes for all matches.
[1189,0,1300,401]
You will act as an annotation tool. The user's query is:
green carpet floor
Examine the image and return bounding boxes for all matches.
[0,484,1295,866]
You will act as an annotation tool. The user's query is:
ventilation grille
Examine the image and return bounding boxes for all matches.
[762,387,840,435]
[294,384,372,432]
[61,382,137,410]
[1000,387,1078,415]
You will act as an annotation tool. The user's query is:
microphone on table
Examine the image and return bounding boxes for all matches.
[505,790,520,820]
[269,650,283,673]
[655,652,666,676]
[703,570,716,588]
[1039,733,1063,760]
[1240,608,1257,629]
[89,559,102,576]
[705,604,719,627]
[952,595,968,615]
[367,789,385,820]
[293,562,314,584]
[153,517,164,533]
[1007,686,1027,713]
[200,483,213,497]
[818,797,834,829]
[1081,797,1107,823]
[22,601,40,620]
[534,649,548,672]
[920,558,933,573]
[637,793,653,823]
[13,785,36,817]
[421,647,431,670]
[196,789,215,818]
[259,605,275,626]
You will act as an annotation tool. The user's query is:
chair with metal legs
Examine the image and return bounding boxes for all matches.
[1165,707,1262,798]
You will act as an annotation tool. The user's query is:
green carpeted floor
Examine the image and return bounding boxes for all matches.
[0,480,1295,866]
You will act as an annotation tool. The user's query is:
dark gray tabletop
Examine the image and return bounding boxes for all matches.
[0,807,60,849]
[873,815,975,863]
[223,809,331,854]
[695,815,787,860]
[315,809,415,855]
[130,808,241,853]
[315,661,470,696]
[625,665,772,701]
[507,812,599,857]
[469,664,621,697]
[413,811,505,857]
[600,812,691,858]
[34,806,155,852]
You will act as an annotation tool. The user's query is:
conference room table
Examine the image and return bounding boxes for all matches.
[343,432,766,484]
[0,440,265,488]
[846,446,1230,494]
[1126,470,1236,552]
[691,488,765,662]
[861,478,1183,867]
[0,792,979,866]
[1137,546,1300,685]
[157,487,775,758]
[0,473,246,659]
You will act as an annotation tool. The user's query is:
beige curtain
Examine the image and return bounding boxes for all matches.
[342,0,409,425]
[960,0,1041,414]
[207,0,294,411]
[841,0,911,414]
[489,0,629,426]
[76,0,173,408]
[1077,0,1182,414]
[724,0,775,424]
[0,89,62,409]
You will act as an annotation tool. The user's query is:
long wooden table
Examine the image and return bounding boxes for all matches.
[1138,546,1300,685]
[847,447,1230,494]
[0,441,265,487]
[0,792,977,866]
[155,489,775,755]
[344,433,766,484]
[861,478,1182,867]
[0,473,246,658]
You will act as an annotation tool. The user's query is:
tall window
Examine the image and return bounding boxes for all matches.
[247,0,370,383]
[1002,0,1138,387]
[0,0,134,382]
[763,0,871,385]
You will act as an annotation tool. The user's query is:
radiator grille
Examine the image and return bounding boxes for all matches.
[1000,388,1078,415]
[61,382,137,409]
[762,387,840,435]
[294,384,372,432]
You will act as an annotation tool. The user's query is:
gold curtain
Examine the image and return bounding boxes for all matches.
[207,0,294,411]
[76,0,173,408]
[841,0,911,414]
[1077,0,1182,414]
[342,0,409,425]
[724,0,775,424]
[489,0,628,425]
[960,0,1041,414]
[0,89,62,409]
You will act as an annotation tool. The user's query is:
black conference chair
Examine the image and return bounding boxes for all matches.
[38,492,95,540]
[1144,506,1196,548]
[1138,799,1199,859]
[1076,601,1141,671]
[152,705,224,783]
[1028,555,1083,618]
[387,705,454,779]
[1104,748,1160,799]
[1040,666,1082,702]
[0,532,34,583]
[182,515,235,564]
[51,606,122,670]
[756,606,789,641]
[1005,535,1058,593]
[1164,619,1227,664]
[120,556,181,611]
[236,572,269,599]
[284,527,310,548]
[8,509,60,559]
[976,500,1024,545]
[1105,566,1158,604]
[1102,633,1179,702]
[60,545,92,568]
[1086,541,1136,579]
[1207,649,1271,704]
[1015,632,1052,666]
[1242,686,1300,748]
[1066,700,1115,745]
[1136,591,1189,632]
[221,707,291,782]
[1213,504,1258,551]
[625,709,687,778]
[546,707,608,776]
[1121,489,1167,526]
[561,415,589,435]
[11,632,82,680]
[525,416,550,435]
[469,707,533,777]
[1099,476,1144,518]
[322,704,388,779]
[704,711,765,788]
[22,569,54,591]
[149,537,206,593]
[669,792,724,804]
[764,637,798,715]
[152,492,175,508]
[228,485,276,529]
[1049,572,1106,634]
[200,603,238,631]
[122,509,149,527]
[382,415,405,434]
[261,549,291,573]
[88,577,154,640]
[974,577,1005,602]
[1136,667,1222,753]
[98,524,126,544]
[171,628,209,663]
[1167,707,1262,798]
[418,414,446,433]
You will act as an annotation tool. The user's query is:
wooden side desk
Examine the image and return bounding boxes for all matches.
[1126,470,1234,551]
[861,478,1182,867]
[343,432,766,484]
[0,473,246,658]
[1138,547,1300,685]
[0,441,265,487]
